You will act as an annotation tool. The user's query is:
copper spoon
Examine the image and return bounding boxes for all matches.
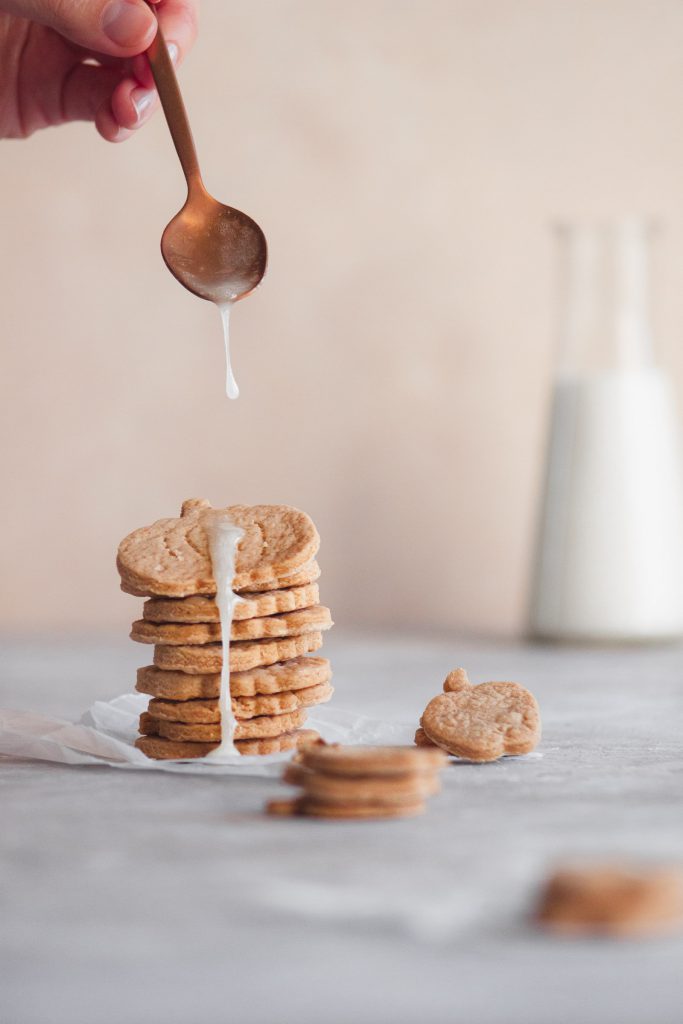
[146,23,267,304]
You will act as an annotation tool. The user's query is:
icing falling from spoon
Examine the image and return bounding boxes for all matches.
[219,302,239,399]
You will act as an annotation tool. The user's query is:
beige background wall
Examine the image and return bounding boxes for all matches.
[2,0,683,636]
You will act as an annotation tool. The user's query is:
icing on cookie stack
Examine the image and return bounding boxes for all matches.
[116,499,334,759]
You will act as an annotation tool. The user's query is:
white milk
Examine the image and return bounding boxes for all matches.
[530,367,683,640]
[203,515,244,757]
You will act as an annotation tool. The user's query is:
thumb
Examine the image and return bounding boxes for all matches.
[4,0,158,56]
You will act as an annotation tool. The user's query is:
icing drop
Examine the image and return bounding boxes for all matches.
[204,514,244,758]
[219,302,239,399]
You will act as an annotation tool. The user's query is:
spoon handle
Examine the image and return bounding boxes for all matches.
[146,21,202,191]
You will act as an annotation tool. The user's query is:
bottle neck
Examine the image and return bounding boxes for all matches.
[557,220,655,377]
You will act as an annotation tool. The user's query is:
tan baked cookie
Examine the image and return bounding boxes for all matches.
[135,734,218,760]
[264,796,426,819]
[136,656,331,700]
[153,632,323,674]
[143,582,320,623]
[421,679,541,762]
[140,707,308,741]
[136,665,221,700]
[135,728,320,760]
[297,797,426,820]
[130,605,333,646]
[297,744,448,777]
[237,728,320,756]
[414,727,437,748]
[148,681,333,723]
[117,500,320,597]
[283,766,440,805]
[266,797,301,816]
[234,561,321,594]
[535,864,683,937]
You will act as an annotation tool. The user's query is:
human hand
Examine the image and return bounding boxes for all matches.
[0,0,197,141]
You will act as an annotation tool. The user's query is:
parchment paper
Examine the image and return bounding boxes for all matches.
[0,694,414,776]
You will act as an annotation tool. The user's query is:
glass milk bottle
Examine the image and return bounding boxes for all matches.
[530,220,683,642]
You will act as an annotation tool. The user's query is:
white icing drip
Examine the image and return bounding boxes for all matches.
[204,515,244,758]
[219,302,239,399]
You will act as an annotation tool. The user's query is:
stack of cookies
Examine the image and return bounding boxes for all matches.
[267,743,448,819]
[116,499,334,759]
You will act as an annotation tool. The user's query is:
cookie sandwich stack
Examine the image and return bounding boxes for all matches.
[117,499,334,759]
[267,743,448,819]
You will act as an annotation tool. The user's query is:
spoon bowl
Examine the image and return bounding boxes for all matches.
[161,190,267,304]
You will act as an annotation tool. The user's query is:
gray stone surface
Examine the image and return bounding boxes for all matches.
[1,632,682,1024]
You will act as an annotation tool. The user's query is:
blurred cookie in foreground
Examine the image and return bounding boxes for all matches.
[535,863,683,938]
[266,742,447,820]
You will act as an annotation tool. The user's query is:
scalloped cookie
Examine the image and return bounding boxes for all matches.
[147,680,333,722]
[153,632,323,674]
[136,728,321,760]
[136,656,331,700]
[117,500,319,597]
[130,605,332,646]
[143,582,320,623]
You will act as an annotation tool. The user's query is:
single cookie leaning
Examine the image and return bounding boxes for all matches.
[153,632,323,674]
[143,582,320,623]
[130,606,333,646]
[136,656,332,700]
[117,499,320,597]
[147,680,334,722]
[535,864,683,937]
[421,679,541,762]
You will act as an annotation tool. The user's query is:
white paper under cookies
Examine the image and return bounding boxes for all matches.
[0,695,414,776]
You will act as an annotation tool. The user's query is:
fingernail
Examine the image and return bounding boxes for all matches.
[102,1,156,48]
[166,42,179,65]
[132,87,155,123]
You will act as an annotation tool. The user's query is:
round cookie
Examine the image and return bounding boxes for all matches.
[297,797,426,820]
[153,632,324,674]
[117,501,320,597]
[143,582,320,623]
[135,728,320,761]
[140,708,308,741]
[421,681,541,762]
[535,864,683,937]
[136,656,331,700]
[297,744,448,777]
[148,681,333,723]
[285,768,440,805]
[130,605,333,646]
